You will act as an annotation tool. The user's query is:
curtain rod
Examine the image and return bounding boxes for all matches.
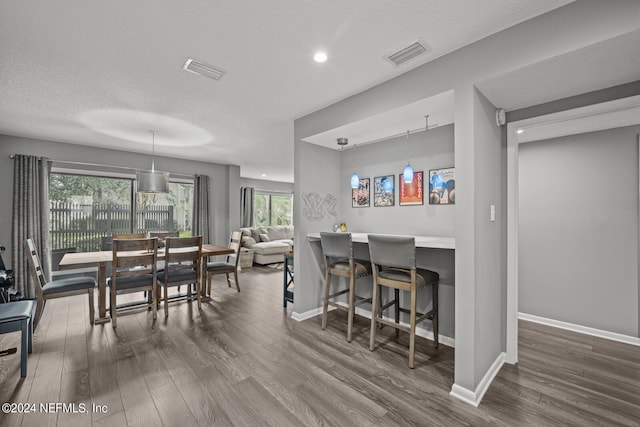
[8,154,193,180]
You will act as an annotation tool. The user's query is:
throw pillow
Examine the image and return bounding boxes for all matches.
[250,228,261,242]
[259,233,271,242]
[243,236,257,247]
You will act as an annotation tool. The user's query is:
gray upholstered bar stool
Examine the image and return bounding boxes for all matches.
[320,232,372,342]
[367,234,439,368]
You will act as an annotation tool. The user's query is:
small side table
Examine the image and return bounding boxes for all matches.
[283,253,294,308]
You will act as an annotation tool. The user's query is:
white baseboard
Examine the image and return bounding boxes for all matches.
[291,306,325,322]
[518,312,640,347]
[450,352,505,407]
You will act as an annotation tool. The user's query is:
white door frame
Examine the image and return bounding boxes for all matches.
[505,95,640,364]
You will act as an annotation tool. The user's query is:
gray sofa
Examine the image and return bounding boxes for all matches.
[239,226,293,265]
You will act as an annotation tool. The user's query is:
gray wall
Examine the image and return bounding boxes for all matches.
[518,125,640,337]
[0,134,240,268]
[294,0,640,398]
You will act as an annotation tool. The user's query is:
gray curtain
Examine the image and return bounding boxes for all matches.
[240,186,254,227]
[12,155,51,299]
[192,175,210,244]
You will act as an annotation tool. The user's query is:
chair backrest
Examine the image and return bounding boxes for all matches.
[102,233,146,251]
[164,236,202,274]
[24,238,47,298]
[111,238,157,287]
[149,231,179,239]
[228,231,243,266]
[367,235,416,270]
[320,232,353,260]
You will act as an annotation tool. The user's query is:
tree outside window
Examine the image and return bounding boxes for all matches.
[253,192,293,226]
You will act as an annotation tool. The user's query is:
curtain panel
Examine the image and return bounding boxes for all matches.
[12,155,52,299]
[240,186,254,228]
[192,175,211,244]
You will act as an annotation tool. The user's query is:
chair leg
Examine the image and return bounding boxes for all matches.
[151,286,157,320]
[409,286,417,369]
[226,273,232,287]
[164,285,169,317]
[88,288,95,326]
[394,288,400,337]
[433,282,439,348]
[321,270,332,330]
[196,278,202,310]
[233,270,240,292]
[347,272,356,343]
[27,318,33,354]
[110,287,117,329]
[206,272,212,296]
[369,281,380,351]
[34,298,44,330]
[20,318,28,377]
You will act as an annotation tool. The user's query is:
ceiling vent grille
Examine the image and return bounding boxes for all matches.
[183,58,225,81]
[384,39,429,67]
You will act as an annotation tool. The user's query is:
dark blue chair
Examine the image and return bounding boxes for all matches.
[0,300,36,377]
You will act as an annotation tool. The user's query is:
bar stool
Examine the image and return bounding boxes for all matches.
[367,234,439,368]
[320,232,372,342]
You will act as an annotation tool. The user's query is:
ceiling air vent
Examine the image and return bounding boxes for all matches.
[384,39,430,67]
[183,58,225,81]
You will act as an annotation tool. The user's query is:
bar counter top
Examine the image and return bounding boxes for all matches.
[307,232,455,250]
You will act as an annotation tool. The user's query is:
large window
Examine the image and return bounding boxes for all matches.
[49,173,193,251]
[254,192,293,226]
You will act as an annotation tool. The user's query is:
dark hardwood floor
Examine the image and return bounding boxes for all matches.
[1,265,639,426]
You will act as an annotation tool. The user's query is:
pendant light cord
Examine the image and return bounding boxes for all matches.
[149,130,157,172]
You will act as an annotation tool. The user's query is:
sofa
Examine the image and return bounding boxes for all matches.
[239,226,294,265]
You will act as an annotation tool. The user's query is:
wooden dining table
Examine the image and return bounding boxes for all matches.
[59,243,234,324]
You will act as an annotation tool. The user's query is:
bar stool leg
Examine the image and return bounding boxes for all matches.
[433,282,439,348]
[321,269,332,330]
[409,286,417,369]
[369,281,380,351]
[347,271,356,342]
[394,288,400,337]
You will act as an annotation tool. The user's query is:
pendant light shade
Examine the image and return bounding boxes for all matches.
[137,130,169,193]
[136,170,169,193]
[350,172,360,188]
[403,164,414,183]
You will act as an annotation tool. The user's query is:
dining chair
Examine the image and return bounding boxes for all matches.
[157,236,202,316]
[320,232,372,342]
[0,300,36,377]
[205,230,242,295]
[25,238,96,328]
[101,232,147,252]
[108,237,158,328]
[367,234,439,368]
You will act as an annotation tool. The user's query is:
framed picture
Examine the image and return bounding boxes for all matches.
[352,177,370,208]
[429,167,455,205]
[373,175,394,207]
[399,171,423,206]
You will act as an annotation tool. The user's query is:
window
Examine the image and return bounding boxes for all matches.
[49,173,193,252]
[253,192,293,226]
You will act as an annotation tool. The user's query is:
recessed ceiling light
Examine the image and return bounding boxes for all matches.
[261,174,267,177]
[517,129,524,134]
[313,52,327,63]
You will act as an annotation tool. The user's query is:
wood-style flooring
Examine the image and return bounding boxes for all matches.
[0,265,638,426]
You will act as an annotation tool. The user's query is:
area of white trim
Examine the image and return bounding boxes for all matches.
[450,352,506,407]
[291,306,325,322]
[519,313,640,347]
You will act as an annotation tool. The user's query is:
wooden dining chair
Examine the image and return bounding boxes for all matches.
[157,236,202,316]
[320,232,372,342]
[108,237,158,328]
[25,238,96,328]
[0,300,36,377]
[367,234,439,368]
[101,233,147,252]
[205,231,243,295]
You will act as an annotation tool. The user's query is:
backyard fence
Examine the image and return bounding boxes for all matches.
[50,202,174,251]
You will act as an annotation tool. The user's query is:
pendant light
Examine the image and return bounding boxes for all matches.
[403,129,414,183]
[337,138,360,189]
[137,130,169,193]
[350,143,360,189]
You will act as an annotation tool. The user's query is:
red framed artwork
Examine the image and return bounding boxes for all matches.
[399,171,423,206]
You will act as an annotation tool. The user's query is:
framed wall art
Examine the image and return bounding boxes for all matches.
[352,177,370,208]
[373,175,394,207]
[429,167,455,205]
[399,171,423,206]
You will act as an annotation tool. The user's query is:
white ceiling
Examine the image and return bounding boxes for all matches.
[0,0,576,182]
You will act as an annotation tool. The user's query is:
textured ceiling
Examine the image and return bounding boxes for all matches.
[0,0,574,182]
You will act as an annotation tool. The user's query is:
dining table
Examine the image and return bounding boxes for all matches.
[58,243,234,324]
